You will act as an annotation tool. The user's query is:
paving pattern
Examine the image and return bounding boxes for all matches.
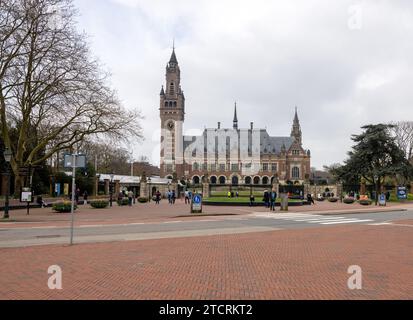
[0,222,412,300]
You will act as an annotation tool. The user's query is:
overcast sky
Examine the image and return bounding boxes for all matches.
[73,0,413,170]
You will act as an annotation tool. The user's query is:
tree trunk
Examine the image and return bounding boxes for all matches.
[14,175,23,197]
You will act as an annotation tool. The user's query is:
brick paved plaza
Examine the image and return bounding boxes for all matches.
[0,221,412,300]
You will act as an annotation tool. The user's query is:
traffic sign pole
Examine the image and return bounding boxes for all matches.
[70,154,76,245]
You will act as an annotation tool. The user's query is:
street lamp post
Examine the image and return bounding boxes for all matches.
[148,177,152,202]
[3,148,12,219]
[110,173,114,207]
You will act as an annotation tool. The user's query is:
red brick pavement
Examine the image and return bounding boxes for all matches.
[0,222,412,300]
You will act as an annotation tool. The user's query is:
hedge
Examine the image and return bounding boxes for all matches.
[359,199,372,206]
[53,202,76,213]
[137,197,149,203]
[117,198,129,206]
[90,200,109,209]
[343,197,355,204]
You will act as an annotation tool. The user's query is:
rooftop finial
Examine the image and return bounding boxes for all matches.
[233,102,238,129]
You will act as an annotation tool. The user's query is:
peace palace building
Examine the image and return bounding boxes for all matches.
[159,49,311,186]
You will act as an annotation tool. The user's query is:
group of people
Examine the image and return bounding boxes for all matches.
[116,190,135,206]
[166,190,177,204]
[184,190,194,204]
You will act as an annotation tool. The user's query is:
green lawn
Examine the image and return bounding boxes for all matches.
[210,191,266,197]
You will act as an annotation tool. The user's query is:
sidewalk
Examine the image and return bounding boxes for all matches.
[0,223,411,299]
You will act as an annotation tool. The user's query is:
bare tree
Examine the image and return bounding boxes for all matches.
[0,0,142,190]
[390,121,413,161]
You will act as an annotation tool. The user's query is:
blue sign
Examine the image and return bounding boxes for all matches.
[191,194,202,213]
[193,195,201,204]
[397,186,407,200]
[379,193,386,206]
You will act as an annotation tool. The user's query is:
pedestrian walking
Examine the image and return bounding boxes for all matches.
[128,190,133,206]
[83,190,88,205]
[172,190,176,204]
[249,194,255,207]
[75,188,80,204]
[270,190,277,211]
[155,190,161,204]
[307,193,315,205]
[185,190,190,204]
[263,190,270,208]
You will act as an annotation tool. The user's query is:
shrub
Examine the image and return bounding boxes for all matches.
[359,199,372,206]
[90,200,109,209]
[328,197,338,203]
[117,198,129,206]
[53,202,76,213]
[343,197,355,204]
[137,197,148,203]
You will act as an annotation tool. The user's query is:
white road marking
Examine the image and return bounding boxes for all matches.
[321,219,373,225]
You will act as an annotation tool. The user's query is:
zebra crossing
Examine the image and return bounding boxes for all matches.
[251,212,374,225]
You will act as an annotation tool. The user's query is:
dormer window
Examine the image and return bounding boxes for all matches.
[292,150,300,155]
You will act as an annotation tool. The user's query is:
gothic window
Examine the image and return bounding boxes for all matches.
[164,101,168,107]
[170,82,175,94]
[231,163,239,171]
[202,163,207,171]
[253,176,261,185]
[219,163,226,172]
[292,167,300,179]
[192,176,200,184]
[292,150,300,155]
[173,101,177,107]
[271,163,277,172]
[219,176,226,185]
[210,176,217,184]
[262,163,269,171]
[193,162,199,171]
[169,101,173,107]
[262,176,269,185]
[244,176,252,185]
[232,176,239,186]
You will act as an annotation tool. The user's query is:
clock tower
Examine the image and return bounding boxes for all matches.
[160,47,185,178]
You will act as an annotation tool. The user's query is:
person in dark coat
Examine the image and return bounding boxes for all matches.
[263,190,270,208]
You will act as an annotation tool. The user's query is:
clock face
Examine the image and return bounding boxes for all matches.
[167,121,175,130]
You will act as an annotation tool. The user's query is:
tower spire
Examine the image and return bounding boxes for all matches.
[291,106,302,145]
[169,41,178,65]
[233,102,238,129]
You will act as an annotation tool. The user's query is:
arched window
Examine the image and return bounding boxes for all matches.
[292,167,300,179]
[262,176,269,185]
[192,176,200,185]
[232,176,239,186]
[170,82,175,94]
[164,101,168,107]
[219,176,226,185]
[210,176,217,184]
[173,101,177,107]
[169,101,173,107]
[244,176,252,185]
[253,176,260,185]
[193,162,199,171]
